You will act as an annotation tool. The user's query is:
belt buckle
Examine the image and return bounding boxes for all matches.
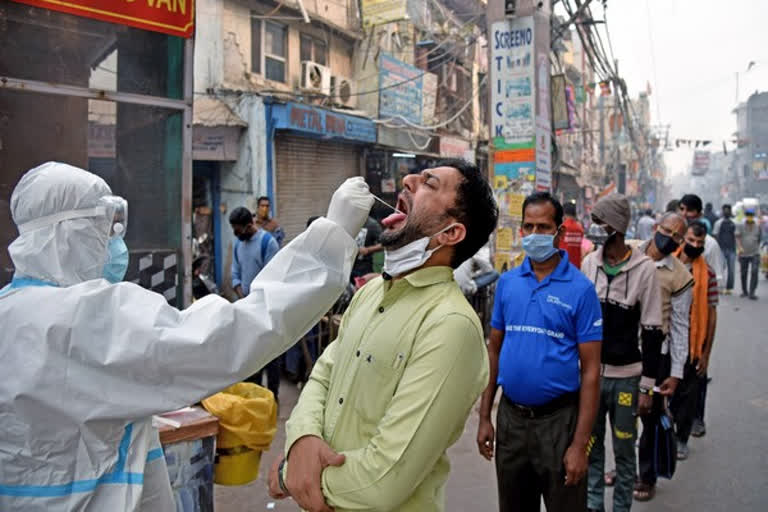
[514,403,536,419]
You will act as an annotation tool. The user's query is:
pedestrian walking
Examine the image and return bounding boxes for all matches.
[560,201,586,268]
[254,196,285,246]
[230,207,282,400]
[477,192,602,512]
[581,194,665,512]
[636,209,656,241]
[736,208,762,300]
[632,213,693,502]
[673,221,719,460]
[712,204,737,295]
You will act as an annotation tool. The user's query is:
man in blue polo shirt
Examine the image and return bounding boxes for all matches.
[477,192,602,512]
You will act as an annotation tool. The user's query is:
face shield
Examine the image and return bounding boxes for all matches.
[99,196,128,239]
[97,196,130,283]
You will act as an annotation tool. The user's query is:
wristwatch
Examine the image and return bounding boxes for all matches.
[278,458,288,494]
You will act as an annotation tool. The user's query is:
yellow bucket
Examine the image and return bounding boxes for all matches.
[202,383,277,486]
[214,428,262,485]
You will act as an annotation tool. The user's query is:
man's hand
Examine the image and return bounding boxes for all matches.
[658,376,679,396]
[637,393,653,416]
[285,435,346,512]
[563,442,588,486]
[476,418,495,461]
[268,454,288,500]
[696,355,710,377]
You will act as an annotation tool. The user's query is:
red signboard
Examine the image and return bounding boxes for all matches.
[10,0,195,38]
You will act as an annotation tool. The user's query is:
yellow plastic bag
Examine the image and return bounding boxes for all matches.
[202,383,277,485]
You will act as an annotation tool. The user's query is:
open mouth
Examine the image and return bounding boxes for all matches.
[382,194,409,230]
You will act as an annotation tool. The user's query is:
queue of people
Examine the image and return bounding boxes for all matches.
[478,190,763,512]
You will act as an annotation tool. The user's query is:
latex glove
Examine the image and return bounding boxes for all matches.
[327,177,374,238]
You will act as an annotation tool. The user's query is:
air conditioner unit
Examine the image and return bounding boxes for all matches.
[331,75,356,108]
[301,61,331,96]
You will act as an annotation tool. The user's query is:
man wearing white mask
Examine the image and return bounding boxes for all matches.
[0,162,373,511]
[267,159,498,512]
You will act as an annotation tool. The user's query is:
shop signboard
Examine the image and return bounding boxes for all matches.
[274,102,376,143]
[192,126,241,161]
[10,0,195,38]
[379,54,424,126]
[490,17,537,188]
[692,150,710,175]
[361,0,407,27]
[439,136,471,159]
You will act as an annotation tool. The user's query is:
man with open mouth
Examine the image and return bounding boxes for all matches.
[269,158,498,512]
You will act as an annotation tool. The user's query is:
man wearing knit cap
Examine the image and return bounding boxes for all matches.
[581,194,664,512]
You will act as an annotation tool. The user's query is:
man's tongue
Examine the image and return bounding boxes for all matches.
[382,212,407,228]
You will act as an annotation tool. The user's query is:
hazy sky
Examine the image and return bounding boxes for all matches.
[574,0,768,175]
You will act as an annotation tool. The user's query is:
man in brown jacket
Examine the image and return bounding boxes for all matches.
[581,194,664,512]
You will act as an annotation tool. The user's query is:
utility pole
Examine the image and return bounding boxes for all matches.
[487,0,552,269]
[613,58,625,194]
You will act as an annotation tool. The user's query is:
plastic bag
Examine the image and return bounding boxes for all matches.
[202,383,277,485]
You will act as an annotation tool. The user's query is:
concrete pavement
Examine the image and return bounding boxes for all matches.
[215,278,768,511]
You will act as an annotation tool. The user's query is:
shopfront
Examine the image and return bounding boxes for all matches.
[0,0,194,305]
[265,100,376,241]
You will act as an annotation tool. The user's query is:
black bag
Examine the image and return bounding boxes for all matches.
[654,406,677,479]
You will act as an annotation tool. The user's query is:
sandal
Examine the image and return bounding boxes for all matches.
[633,482,656,501]
[604,470,616,487]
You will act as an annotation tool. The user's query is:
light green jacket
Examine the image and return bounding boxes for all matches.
[285,266,489,512]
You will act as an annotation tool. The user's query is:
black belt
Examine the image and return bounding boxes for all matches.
[503,391,578,419]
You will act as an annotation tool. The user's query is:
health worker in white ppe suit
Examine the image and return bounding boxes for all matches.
[0,162,374,511]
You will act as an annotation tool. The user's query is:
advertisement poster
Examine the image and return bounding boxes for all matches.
[508,193,526,220]
[361,0,408,27]
[491,18,535,148]
[379,54,424,125]
[496,228,514,252]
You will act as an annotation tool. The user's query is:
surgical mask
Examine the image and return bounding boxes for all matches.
[587,223,614,245]
[522,233,558,262]
[103,236,129,283]
[382,223,458,278]
[654,232,679,256]
[683,243,705,260]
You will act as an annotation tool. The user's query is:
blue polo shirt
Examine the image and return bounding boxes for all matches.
[491,251,602,406]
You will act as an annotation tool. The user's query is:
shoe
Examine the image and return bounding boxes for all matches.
[749,294,758,300]
[741,292,749,298]
[691,419,706,437]
[677,441,689,460]
[724,289,732,295]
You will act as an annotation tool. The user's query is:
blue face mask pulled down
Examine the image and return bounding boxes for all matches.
[522,233,558,262]
[103,237,129,283]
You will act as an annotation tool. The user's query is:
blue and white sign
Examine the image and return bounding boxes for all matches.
[379,54,424,125]
[491,18,536,147]
[272,102,376,143]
